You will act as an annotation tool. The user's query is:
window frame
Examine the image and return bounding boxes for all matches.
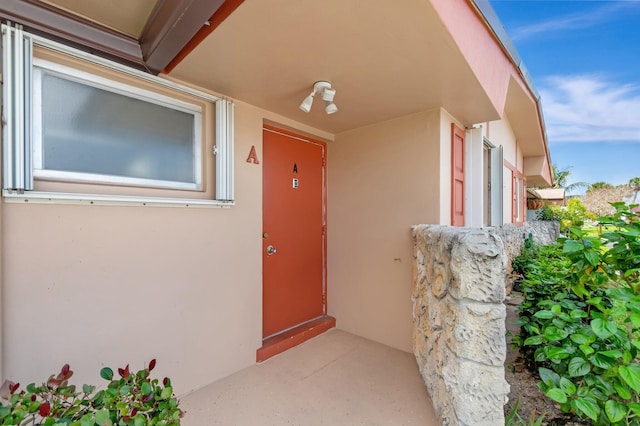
[32,58,204,191]
[2,24,235,207]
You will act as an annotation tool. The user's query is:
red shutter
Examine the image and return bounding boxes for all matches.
[451,124,465,226]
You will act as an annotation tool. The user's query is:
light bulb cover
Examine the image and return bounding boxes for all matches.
[299,93,314,113]
[325,101,338,114]
[321,88,336,102]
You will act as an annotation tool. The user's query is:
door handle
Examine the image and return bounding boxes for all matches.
[266,245,277,256]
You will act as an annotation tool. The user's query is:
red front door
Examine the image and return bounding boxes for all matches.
[262,126,326,339]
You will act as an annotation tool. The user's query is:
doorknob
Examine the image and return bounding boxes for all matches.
[266,245,277,255]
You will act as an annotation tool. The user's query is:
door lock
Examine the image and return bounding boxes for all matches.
[266,245,277,255]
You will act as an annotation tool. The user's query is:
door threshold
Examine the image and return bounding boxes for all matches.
[257,316,336,362]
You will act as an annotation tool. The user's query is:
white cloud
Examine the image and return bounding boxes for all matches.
[539,75,640,143]
[510,2,639,41]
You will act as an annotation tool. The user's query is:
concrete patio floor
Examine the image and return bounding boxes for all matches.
[180,329,439,425]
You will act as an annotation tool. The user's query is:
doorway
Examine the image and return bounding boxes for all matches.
[259,126,332,360]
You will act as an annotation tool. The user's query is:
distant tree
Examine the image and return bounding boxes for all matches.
[588,182,613,192]
[630,177,640,204]
[582,184,633,217]
[552,164,589,194]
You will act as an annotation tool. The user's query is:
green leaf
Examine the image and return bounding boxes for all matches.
[619,364,640,393]
[614,381,632,399]
[544,326,569,341]
[100,368,113,381]
[546,388,567,403]
[119,385,131,396]
[624,350,633,364]
[630,313,640,328]
[534,310,554,319]
[559,377,577,395]
[589,353,617,369]
[160,386,173,400]
[573,397,600,422]
[563,240,584,253]
[579,344,595,356]
[141,381,153,396]
[134,415,145,426]
[546,346,571,360]
[591,318,617,339]
[628,402,640,416]
[605,400,626,423]
[599,350,622,359]
[570,309,588,319]
[524,335,544,346]
[583,249,600,267]
[568,357,591,377]
[95,409,112,426]
[83,384,95,395]
[539,368,560,387]
[80,413,94,426]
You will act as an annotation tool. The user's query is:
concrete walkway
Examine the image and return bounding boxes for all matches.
[180,329,439,425]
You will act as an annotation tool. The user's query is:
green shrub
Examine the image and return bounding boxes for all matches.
[536,204,561,222]
[0,360,183,425]
[512,202,640,425]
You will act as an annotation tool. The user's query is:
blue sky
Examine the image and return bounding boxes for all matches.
[489,0,640,193]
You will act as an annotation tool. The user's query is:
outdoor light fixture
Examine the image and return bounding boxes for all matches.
[299,81,338,114]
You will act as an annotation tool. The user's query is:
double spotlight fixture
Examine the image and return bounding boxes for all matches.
[299,81,338,115]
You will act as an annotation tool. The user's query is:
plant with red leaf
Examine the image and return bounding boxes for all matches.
[0,359,183,425]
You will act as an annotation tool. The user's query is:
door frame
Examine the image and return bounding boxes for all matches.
[262,124,328,335]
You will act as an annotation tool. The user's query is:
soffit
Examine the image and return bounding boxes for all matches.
[504,76,546,157]
[169,0,501,134]
[40,0,159,38]
[1,0,230,73]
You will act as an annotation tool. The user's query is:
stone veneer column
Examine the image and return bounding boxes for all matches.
[412,225,509,426]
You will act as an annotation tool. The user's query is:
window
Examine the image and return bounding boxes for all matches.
[483,139,503,226]
[2,24,234,205]
[34,59,202,190]
[510,169,525,223]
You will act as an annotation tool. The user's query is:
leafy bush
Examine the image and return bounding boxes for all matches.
[0,360,183,425]
[513,202,640,424]
[536,204,561,222]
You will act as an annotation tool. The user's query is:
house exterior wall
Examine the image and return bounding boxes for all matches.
[327,109,442,352]
[0,97,331,395]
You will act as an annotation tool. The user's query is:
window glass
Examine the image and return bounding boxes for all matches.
[35,64,202,189]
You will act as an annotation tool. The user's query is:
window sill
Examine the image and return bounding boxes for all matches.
[2,190,234,208]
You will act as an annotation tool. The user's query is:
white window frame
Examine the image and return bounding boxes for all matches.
[2,24,235,207]
[33,58,203,191]
[516,175,523,222]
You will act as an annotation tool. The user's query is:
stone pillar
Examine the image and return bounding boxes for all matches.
[412,225,509,426]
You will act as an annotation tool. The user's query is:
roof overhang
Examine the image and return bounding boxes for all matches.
[168,0,506,134]
[0,0,237,73]
[1,0,554,184]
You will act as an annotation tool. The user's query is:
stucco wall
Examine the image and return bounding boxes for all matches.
[0,99,331,395]
[327,109,442,352]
